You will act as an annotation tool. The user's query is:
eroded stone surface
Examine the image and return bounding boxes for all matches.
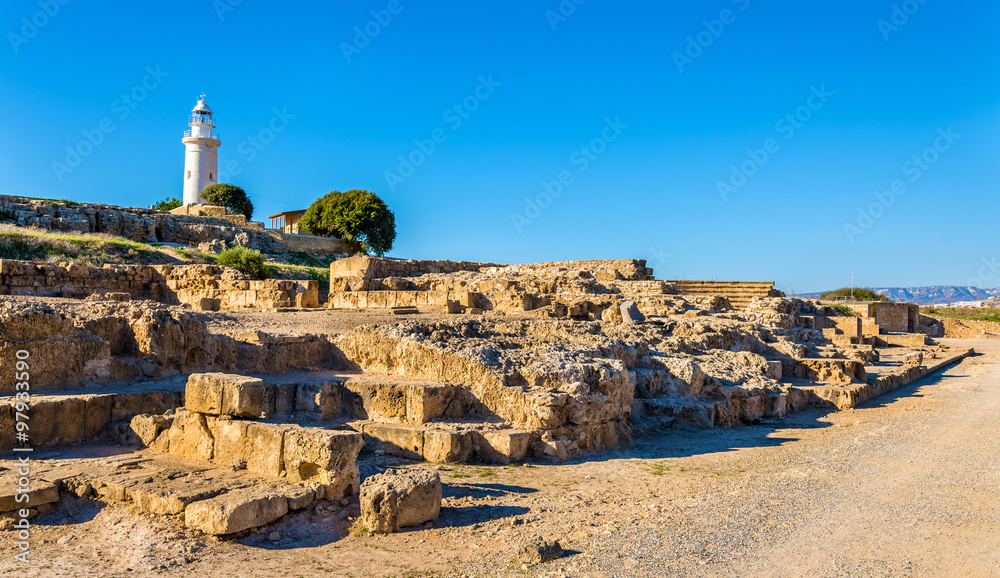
[359,468,442,534]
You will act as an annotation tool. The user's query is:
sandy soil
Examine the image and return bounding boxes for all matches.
[2,339,998,578]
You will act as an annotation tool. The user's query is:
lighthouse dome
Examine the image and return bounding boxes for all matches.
[192,99,213,113]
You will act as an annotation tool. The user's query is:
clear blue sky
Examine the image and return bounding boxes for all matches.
[2,0,998,293]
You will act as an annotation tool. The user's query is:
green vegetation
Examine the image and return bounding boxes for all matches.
[820,287,890,302]
[215,246,270,280]
[824,304,854,316]
[298,189,396,256]
[0,227,163,265]
[201,183,254,220]
[153,196,183,211]
[923,307,1000,323]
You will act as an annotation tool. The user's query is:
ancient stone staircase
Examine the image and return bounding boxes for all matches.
[662,280,779,310]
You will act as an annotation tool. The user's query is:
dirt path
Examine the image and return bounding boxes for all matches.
[4,340,998,577]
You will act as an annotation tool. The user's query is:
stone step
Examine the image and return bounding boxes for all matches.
[340,374,485,425]
[0,378,187,452]
[0,449,328,535]
[349,420,530,465]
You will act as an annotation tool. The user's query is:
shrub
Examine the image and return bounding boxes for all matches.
[201,184,254,221]
[154,197,182,211]
[215,246,269,280]
[298,189,395,256]
[820,287,890,302]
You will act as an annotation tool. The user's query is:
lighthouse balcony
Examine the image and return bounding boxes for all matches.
[183,130,221,143]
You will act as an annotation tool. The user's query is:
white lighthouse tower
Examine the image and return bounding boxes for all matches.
[181,95,221,205]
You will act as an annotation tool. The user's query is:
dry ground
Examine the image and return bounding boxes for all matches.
[2,339,998,578]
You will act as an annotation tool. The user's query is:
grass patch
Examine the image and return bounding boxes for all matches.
[0,226,165,265]
[822,303,854,316]
[923,307,1000,323]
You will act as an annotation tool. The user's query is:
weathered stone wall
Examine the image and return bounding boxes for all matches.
[933,317,1000,339]
[331,256,653,282]
[0,300,342,394]
[269,232,355,255]
[874,302,918,333]
[0,195,287,253]
[0,260,318,310]
[331,255,503,279]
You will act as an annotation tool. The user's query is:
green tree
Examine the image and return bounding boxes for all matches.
[298,189,396,256]
[201,184,254,221]
[820,287,890,302]
[215,246,270,280]
[154,197,182,211]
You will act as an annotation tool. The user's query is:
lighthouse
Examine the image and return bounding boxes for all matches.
[181,95,221,205]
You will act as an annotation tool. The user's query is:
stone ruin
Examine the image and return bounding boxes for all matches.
[0,255,974,536]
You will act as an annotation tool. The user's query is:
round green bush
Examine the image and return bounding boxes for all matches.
[215,246,269,280]
[201,184,254,221]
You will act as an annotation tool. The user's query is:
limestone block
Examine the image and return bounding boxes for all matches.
[362,423,424,460]
[620,301,645,324]
[221,378,269,418]
[359,468,441,534]
[406,384,455,424]
[286,487,316,510]
[28,397,85,447]
[184,488,289,535]
[127,479,225,516]
[168,409,215,461]
[211,419,251,468]
[422,429,472,463]
[112,390,182,422]
[187,373,270,418]
[282,426,364,498]
[185,374,225,415]
[245,423,286,477]
[294,381,341,419]
[0,478,59,513]
[81,393,115,440]
[273,383,296,416]
[475,429,530,464]
[129,414,173,451]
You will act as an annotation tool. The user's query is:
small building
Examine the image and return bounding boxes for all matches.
[268,209,307,234]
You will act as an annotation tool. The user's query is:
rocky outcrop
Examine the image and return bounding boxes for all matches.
[0,300,339,393]
[0,195,288,252]
[0,260,319,310]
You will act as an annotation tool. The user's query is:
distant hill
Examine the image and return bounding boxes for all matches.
[800,286,1000,305]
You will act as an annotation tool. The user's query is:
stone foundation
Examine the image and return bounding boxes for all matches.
[0,260,318,310]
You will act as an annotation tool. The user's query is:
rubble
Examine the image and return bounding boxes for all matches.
[358,468,442,534]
